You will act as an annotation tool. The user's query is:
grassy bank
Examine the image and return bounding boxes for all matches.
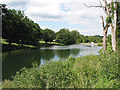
[2,46,119,88]
[39,41,64,46]
[2,39,64,52]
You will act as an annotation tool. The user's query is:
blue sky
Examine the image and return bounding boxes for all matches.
[37,21,86,32]
[1,0,112,36]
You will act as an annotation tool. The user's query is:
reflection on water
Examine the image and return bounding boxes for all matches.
[2,44,102,80]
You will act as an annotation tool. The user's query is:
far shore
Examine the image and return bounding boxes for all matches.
[80,43,103,45]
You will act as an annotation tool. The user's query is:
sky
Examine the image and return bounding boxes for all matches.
[1,0,112,36]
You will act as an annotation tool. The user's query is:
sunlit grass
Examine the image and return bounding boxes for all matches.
[39,41,64,46]
[2,39,64,52]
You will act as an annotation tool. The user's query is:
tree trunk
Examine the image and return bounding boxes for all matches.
[101,16,108,51]
[103,30,107,51]
[111,0,117,51]
[111,29,117,51]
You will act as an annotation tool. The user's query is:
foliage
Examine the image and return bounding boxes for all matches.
[55,28,74,45]
[96,46,119,88]
[55,28,103,44]
[76,35,103,44]
[41,28,55,43]
[107,34,112,45]
[2,4,42,46]
[39,58,76,88]
[70,30,80,43]
[72,55,101,88]
[106,15,112,23]
[2,57,77,88]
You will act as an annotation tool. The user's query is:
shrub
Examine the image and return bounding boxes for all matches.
[40,57,77,88]
[96,46,120,88]
[2,57,77,88]
[72,55,101,88]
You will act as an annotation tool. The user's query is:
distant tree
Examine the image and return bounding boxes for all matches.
[42,28,55,43]
[55,28,74,45]
[76,34,85,43]
[70,30,80,43]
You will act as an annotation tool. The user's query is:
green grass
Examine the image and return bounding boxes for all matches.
[86,45,92,47]
[2,39,64,52]
[97,43,103,46]
[39,41,64,46]
[1,39,37,52]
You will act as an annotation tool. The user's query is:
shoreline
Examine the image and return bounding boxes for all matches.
[80,43,102,44]
[2,40,103,52]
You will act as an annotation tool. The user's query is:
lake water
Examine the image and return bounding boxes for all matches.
[2,44,102,80]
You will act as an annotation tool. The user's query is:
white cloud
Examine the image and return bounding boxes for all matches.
[1,0,112,35]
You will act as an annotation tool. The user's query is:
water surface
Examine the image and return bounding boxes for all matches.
[2,44,102,80]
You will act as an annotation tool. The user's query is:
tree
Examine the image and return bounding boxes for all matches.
[55,28,74,45]
[2,5,17,45]
[42,28,55,43]
[84,0,110,51]
[84,0,118,51]
[109,0,118,51]
[2,4,42,46]
[100,0,118,51]
[101,15,109,51]
[76,34,85,43]
[70,30,80,43]
[116,2,120,42]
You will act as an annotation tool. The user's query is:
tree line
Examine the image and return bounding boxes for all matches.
[2,4,103,46]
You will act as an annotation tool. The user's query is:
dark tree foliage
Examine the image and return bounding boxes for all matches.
[2,4,42,45]
[42,28,55,43]
[55,28,103,44]
[55,28,74,45]
[70,30,80,43]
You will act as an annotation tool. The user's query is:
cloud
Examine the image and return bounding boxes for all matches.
[1,0,110,35]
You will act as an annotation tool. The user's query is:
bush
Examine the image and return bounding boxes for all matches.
[72,55,101,88]
[2,57,77,88]
[96,46,119,88]
[40,57,77,88]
